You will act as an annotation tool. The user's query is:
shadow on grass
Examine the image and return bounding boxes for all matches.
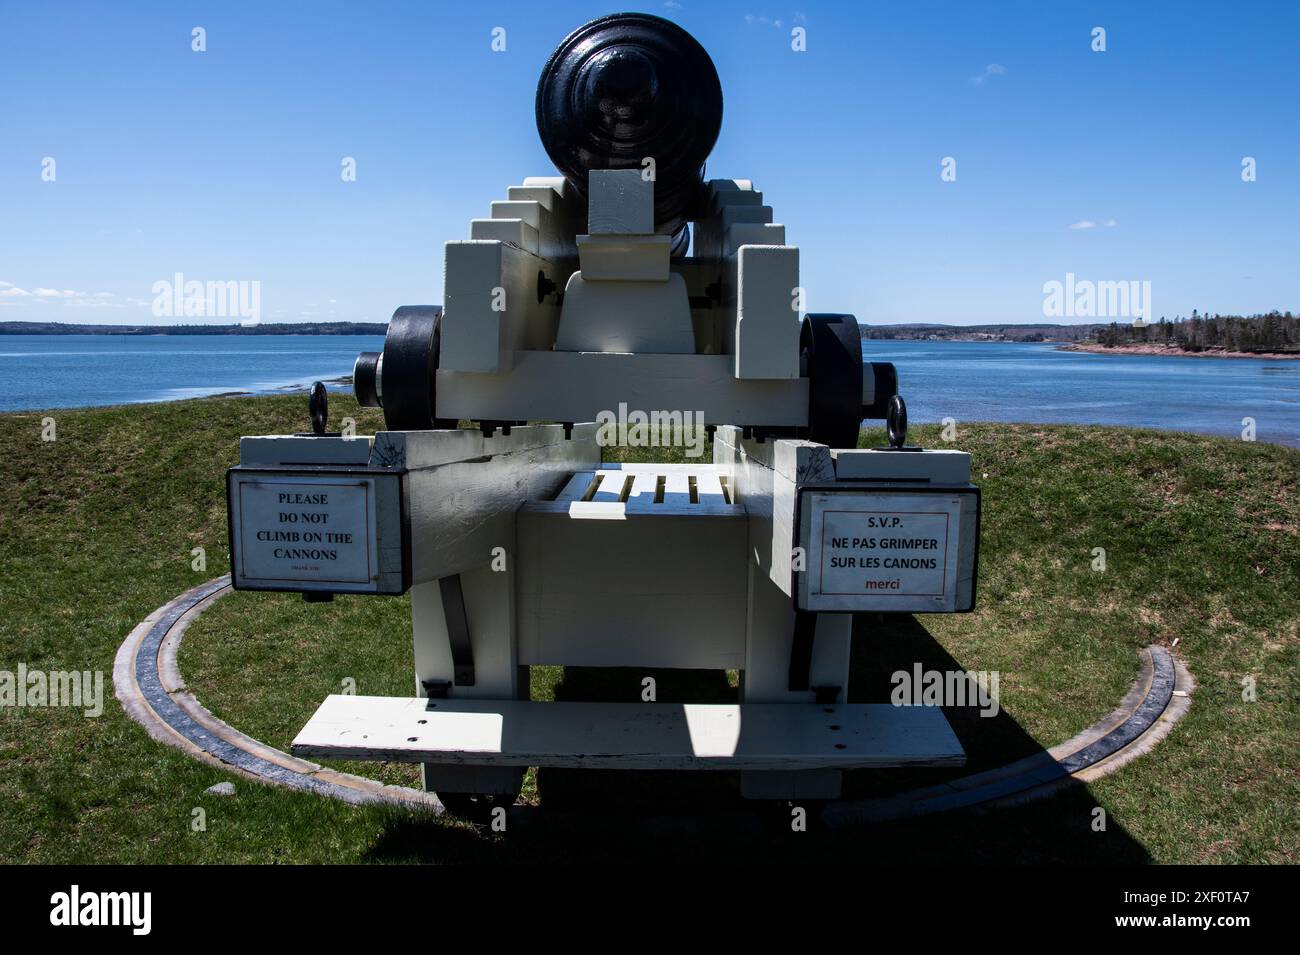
[363,615,1151,863]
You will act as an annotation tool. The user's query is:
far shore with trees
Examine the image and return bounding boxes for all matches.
[1062,311,1299,359]
[5,311,1297,358]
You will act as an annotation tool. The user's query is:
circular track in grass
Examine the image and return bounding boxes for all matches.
[115,577,1191,826]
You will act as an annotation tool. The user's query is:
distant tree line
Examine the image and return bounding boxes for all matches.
[1094,311,1299,353]
[860,323,1100,342]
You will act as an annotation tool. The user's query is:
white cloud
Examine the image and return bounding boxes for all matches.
[664,0,681,8]
[1068,220,1097,230]
[0,284,127,304]
[65,299,126,309]
[971,63,1006,85]
[1104,218,1118,227]
[32,288,89,298]
[744,13,790,28]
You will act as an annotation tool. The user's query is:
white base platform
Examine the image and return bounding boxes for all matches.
[291,695,966,771]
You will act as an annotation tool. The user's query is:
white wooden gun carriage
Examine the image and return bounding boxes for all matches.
[225,13,979,817]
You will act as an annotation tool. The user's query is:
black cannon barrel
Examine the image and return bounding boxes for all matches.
[535,12,723,243]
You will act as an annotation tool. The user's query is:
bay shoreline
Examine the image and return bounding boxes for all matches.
[1057,342,1300,360]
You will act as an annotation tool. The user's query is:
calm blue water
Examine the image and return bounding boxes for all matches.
[1,335,1297,447]
[864,340,1300,447]
[0,335,384,412]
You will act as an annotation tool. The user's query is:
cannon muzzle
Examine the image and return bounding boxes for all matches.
[535,12,724,244]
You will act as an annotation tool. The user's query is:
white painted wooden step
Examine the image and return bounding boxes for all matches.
[526,463,738,519]
[291,696,966,770]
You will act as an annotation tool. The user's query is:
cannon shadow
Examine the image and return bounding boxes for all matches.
[364,614,1151,863]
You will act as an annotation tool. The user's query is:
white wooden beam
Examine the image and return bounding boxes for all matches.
[373,424,600,583]
[292,697,967,770]
[437,351,809,426]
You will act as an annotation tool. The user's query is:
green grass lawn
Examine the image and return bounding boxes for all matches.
[1,394,1296,862]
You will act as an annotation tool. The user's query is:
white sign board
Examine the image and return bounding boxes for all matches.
[231,475,380,591]
[799,489,976,612]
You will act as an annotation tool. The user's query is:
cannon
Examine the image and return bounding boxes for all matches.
[536,11,723,246]
[352,11,897,448]
[227,13,980,818]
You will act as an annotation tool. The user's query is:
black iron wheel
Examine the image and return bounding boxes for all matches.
[800,313,864,449]
[371,305,455,432]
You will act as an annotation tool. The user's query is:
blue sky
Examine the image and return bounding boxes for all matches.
[0,0,1296,326]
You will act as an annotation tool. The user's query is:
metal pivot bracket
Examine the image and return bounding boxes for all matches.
[421,679,451,701]
[788,608,817,692]
[439,574,475,686]
[812,685,842,705]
